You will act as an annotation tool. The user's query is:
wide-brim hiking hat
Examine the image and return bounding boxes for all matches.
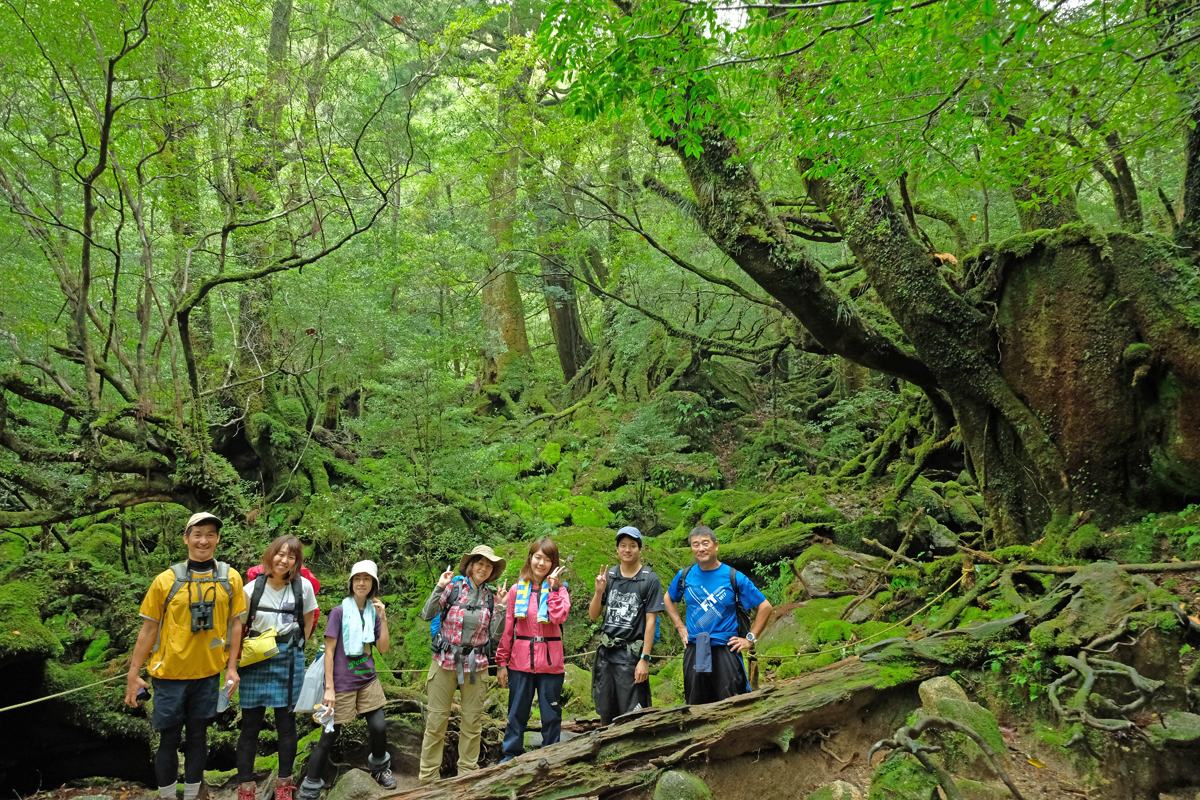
[615,526,644,546]
[348,560,380,593]
[458,545,507,581]
[184,512,223,535]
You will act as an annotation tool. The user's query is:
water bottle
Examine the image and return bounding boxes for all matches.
[216,678,235,712]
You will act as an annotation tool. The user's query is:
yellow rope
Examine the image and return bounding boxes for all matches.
[762,574,966,662]
[368,577,967,682]
[0,674,125,715]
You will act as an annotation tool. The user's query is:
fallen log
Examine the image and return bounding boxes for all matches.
[383,657,943,800]
[1014,560,1200,574]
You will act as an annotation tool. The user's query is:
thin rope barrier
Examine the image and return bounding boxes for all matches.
[0,674,125,715]
[762,574,965,661]
[376,576,965,680]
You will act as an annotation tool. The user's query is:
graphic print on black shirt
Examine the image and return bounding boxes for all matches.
[601,567,665,643]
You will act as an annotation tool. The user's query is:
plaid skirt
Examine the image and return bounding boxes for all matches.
[239,640,305,709]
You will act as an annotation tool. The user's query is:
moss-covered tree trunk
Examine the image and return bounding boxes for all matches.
[541,253,592,382]
[480,147,531,387]
[1178,105,1200,252]
[479,5,533,387]
[645,116,1200,542]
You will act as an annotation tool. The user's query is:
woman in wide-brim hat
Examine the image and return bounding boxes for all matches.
[417,545,509,785]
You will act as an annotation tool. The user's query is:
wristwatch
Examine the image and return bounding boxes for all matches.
[745,632,757,644]
[640,653,652,662]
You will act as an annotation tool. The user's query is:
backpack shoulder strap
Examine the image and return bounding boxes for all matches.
[216,562,235,651]
[247,573,269,627]
[606,566,621,594]
[291,574,307,642]
[151,563,190,653]
[728,565,740,602]
[679,564,693,598]
[439,579,466,622]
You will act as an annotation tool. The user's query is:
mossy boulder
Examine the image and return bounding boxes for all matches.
[758,595,887,678]
[928,698,1009,773]
[325,768,384,800]
[586,464,624,491]
[794,544,883,596]
[917,676,968,708]
[537,500,572,525]
[69,524,123,565]
[867,755,939,800]
[569,495,616,527]
[0,580,63,668]
[0,533,27,573]
[655,492,698,533]
[561,663,595,718]
[689,490,761,529]
[718,523,822,572]
[540,442,562,467]
[654,770,714,800]
[1145,711,1200,749]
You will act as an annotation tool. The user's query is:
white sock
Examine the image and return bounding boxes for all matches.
[159,786,176,800]
[182,782,202,800]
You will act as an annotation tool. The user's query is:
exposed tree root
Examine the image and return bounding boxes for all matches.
[926,567,1001,632]
[1048,651,1163,736]
[869,714,1025,800]
[863,537,921,568]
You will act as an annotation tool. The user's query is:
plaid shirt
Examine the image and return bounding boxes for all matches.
[431,580,496,674]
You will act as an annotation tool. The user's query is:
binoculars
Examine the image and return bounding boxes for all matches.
[190,597,216,633]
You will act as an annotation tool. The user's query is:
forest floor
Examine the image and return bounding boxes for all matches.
[13,720,1123,800]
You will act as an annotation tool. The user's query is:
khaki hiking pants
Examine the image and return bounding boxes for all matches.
[419,662,488,783]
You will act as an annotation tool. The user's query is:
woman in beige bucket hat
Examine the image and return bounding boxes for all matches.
[417,545,510,784]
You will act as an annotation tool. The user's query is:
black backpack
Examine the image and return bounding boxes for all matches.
[247,573,308,646]
[677,564,751,639]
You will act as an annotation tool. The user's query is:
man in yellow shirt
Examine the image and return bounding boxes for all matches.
[125,512,247,800]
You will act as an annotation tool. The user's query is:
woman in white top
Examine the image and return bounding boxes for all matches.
[235,535,318,800]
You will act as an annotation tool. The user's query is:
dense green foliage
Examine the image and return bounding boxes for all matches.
[1,0,1200,791]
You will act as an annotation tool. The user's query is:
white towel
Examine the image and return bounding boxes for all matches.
[340,597,376,656]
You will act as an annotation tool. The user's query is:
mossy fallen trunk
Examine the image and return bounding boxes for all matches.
[382,657,946,799]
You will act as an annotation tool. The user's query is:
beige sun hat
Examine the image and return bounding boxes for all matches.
[458,545,507,582]
[348,560,380,593]
[184,511,222,534]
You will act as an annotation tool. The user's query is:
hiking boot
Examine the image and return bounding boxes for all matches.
[237,783,256,800]
[274,776,295,800]
[370,767,397,790]
[297,778,323,800]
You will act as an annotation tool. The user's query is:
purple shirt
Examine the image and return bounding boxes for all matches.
[325,603,383,692]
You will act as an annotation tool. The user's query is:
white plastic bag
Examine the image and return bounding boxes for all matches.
[313,703,336,733]
[296,653,325,711]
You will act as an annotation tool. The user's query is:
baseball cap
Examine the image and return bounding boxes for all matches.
[615,526,643,546]
[185,512,222,534]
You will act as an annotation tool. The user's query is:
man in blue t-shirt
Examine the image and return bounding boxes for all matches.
[663,526,772,704]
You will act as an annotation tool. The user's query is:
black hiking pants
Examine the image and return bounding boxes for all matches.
[682,641,748,705]
[592,645,652,725]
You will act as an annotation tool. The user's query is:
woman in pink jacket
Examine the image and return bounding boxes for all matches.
[495,538,570,762]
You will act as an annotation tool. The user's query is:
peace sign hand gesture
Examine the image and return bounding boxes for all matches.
[437,564,454,589]
[495,579,510,605]
[594,566,608,595]
[547,566,566,591]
